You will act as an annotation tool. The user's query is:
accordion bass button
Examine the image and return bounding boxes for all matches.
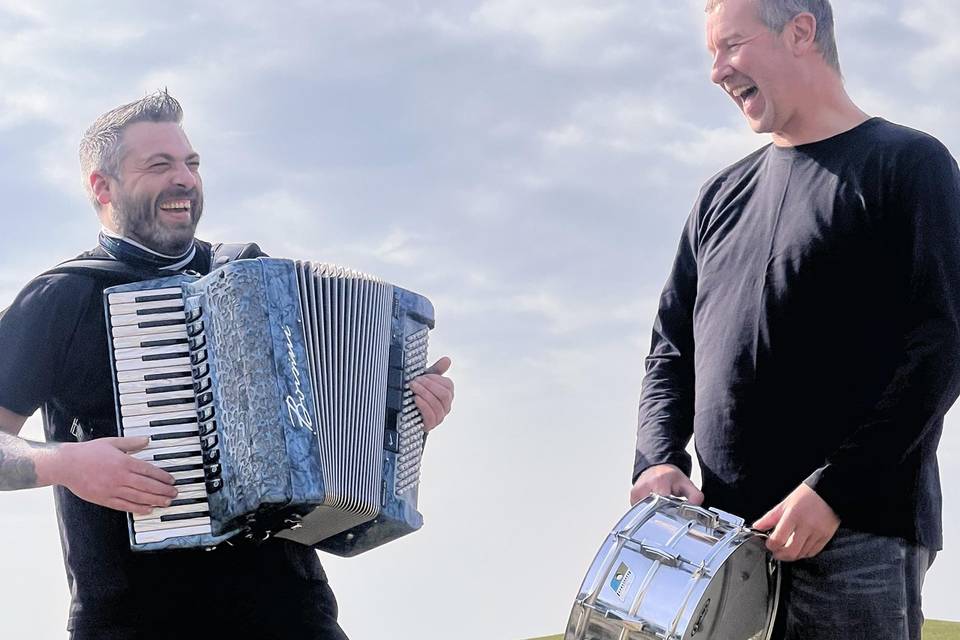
[190,350,208,366]
[205,478,223,493]
[197,391,214,407]
[202,434,218,449]
[193,377,212,393]
[199,420,217,436]
[203,448,220,464]
[185,308,202,322]
[192,362,209,379]
[188,335,206,350]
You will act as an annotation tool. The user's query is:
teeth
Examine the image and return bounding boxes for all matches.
[159,200,191,210]
[732,86,756,99]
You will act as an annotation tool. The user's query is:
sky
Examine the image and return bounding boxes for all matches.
[0,0,959,637]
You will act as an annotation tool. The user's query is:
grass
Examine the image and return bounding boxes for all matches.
[925,620,960,640]
[526,619,960,640]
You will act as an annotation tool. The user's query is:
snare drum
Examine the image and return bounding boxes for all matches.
[565,494,779,640]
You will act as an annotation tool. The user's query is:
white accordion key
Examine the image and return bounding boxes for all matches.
[107,287,183,305]
[110,310,188,327]
[112,328,188,350]
[134,523,213,545]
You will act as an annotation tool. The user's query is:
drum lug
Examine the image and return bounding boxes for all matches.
[708,507,745,529]
[638,542,683,567]
[677,503,722,530]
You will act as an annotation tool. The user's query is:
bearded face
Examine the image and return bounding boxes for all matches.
[110,182,204,255]
[102,121,205,255]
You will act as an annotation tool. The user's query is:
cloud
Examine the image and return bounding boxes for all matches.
[1,2,959,638]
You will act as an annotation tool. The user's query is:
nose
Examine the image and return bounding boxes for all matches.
[172,161,198,190]
[710,51,731,86]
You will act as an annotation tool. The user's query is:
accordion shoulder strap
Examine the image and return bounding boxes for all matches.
[40,257,155,285]
[210,242,265,270]
[38,242,264,285]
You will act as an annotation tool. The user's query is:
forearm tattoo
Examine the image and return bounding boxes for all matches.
[0,431,51,491]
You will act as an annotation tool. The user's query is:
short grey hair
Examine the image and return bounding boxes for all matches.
[705,0,840,73]
[79,89,184,211]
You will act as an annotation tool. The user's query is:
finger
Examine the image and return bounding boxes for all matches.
[766,518,793,555]
[779,528,810,562]
[124,473,179,499]
[106,497,155,516]
[410,377,454,413]
[424,356,451,376]
[753,503,784,532]
[417,373,455,395]
[414,394,441,432]
[127,458,176,485]
[630,482,654,506]
[113,436,151,453]
[116,486,173,509]
[801,531,833,559]
[674,480,705,505]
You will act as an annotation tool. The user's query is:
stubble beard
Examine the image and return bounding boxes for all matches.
[111,187,204,255]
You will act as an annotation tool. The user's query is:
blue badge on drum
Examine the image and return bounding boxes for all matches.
[610,562,635,601]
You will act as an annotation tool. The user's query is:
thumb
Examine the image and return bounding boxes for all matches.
[425,356,452,376]
[752,502,784,532]
[112,436,150,453]
[686,486,705,506]
[673,477,705,505]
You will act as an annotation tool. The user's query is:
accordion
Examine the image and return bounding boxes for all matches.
[102,258,434,555]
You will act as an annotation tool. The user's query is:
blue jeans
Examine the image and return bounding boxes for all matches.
[772,527,934,640]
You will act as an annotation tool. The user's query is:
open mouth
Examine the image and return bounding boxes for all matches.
[158,199,191,213]
[739,86,758,100]
[157,199,193,221]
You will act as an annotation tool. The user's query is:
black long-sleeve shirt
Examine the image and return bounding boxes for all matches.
[634,118,960,549]
[0,242,339,633]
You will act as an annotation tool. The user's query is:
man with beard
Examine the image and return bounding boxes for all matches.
[0,91,454,639]
[630,1,959,639]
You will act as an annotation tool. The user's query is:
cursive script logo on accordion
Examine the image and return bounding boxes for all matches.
[283,325,315,434]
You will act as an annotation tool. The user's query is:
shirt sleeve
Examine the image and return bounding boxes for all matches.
[806,138,960,516]
[633,206,701,481]
[0,274,96,417]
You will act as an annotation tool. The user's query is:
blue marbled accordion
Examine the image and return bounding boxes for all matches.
[102,258,433,555]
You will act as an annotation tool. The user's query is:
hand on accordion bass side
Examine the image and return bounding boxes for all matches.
[409,356,455,433]
[54,436,178,515]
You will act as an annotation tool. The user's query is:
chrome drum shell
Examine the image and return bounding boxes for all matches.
[565,494,779,640]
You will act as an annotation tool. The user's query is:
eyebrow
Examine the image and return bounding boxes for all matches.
[707,30,746,52]
[141,152,200,164]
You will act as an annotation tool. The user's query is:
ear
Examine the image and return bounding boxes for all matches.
[90,171,112,207]
[788,12,817,57]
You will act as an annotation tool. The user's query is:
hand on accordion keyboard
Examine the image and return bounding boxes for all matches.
[409,356,455,433]
[55,436,178,515]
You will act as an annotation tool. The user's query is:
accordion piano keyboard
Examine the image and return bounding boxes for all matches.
[107,286,216,545]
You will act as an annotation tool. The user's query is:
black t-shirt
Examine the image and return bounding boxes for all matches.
[0,242,343,635]
[635,118,960,549]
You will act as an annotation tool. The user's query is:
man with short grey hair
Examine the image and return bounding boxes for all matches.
[631,0,959,638]
[0,90,455,639]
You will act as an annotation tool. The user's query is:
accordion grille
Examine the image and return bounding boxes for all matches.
[296,261,392,524]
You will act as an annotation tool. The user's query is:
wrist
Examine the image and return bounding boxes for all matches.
[37,441,75,488]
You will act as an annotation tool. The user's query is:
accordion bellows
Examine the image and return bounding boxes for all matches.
[103,258,434,554]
